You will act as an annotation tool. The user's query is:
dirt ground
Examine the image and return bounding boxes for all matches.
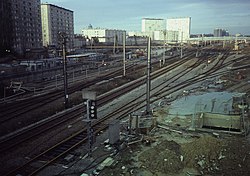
[99,46,250,176]
[100,130,250,176]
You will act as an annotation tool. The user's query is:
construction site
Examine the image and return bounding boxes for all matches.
[1,38,250,176]
[34,44,250,176]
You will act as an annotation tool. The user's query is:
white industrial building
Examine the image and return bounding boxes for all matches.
[141,18,166,39]
[41,3,74,49]
[166,17,191,42]
[128,31,147,37]
[154,30,179,42]
[82,26,125,44]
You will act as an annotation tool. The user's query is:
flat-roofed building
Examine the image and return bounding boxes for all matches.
[1,0,43,56]
[82,26,125,45]
[41,3,74,50]
[0,0,12,57]
[166,17,191,42]
[154,30,179,42]
[141,18,165,39]
[214,28,229,37]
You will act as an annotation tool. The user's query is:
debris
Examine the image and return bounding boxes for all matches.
[181,136,225,174]
[62,165,69,169]
[97,157,115,171]
[197,159,205,168]
[218,151,226,160]
[67,125,72,128]
[157,124,183,134]
[130,169,134,174]
[138,140,183,173]
[128,136,143,145]
[212,132,219,137]
[180,155,184,162]
[186,171,201,176]
[64,154,74,162]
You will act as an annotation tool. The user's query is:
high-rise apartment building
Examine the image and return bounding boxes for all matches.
[41,3,74,50]
[153,31,179,42]
[166,17,191,42]
[0,0,42,56]
[142,18,165,32]
[214,28,229,37]
[82,28,125,44]
[0,0,12,57]
[82,26,125,44]
[142,18,165,39]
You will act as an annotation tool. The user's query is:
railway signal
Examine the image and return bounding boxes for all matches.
[88,100,97,119]
[82,90,97,157]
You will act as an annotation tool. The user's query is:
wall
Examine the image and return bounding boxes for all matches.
[198,113,242,130]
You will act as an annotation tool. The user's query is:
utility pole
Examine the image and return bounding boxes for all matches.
[113,34,117,54]
[163,30,166,65]
[235,34,240,51]
[180,31,183,59]
[59,32,69,109]
[146,37,151,115]
[123,31,126,76]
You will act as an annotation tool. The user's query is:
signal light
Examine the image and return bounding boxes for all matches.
[88,100,97,119]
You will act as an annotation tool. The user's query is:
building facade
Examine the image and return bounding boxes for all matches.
[153,30,179,42]
[166,17,191,42]
[214,28,229,37]
[82,27,125,45]
[73,34,86,49]
[141,18,165,39]
[41,3,74,50]
[0,0,42,56]
[0,0,12,58]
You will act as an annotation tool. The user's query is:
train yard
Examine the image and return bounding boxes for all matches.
[1,44,250,176]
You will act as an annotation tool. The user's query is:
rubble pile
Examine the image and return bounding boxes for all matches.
[217,138,250,176]
[181,136,225,174]
[138,140,184,174]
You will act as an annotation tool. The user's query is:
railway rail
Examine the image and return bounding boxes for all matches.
[0,53,194,152]
[0,51,195,130]
[2,48,242,175]
[4,54,197,176]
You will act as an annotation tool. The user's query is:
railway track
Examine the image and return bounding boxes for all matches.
[0,61,150,123]
[0,67,121,121]
[3,49,237,175]
[0,55,198,174]
[0,53,194,153]
[153,50,244,100]
[3,56,196,176]
[0,51,196,130]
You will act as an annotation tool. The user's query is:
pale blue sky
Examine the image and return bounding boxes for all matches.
[42,0,250,35]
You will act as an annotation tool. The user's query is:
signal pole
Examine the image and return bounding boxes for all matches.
[59,32,69,109]
[180,31,183,59]
[146,37,151,114]
[123,31,126,76]
[163,30,166,65]
[82,91,97,157]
